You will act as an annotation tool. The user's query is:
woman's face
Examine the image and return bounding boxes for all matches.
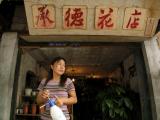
[51,59,66,76]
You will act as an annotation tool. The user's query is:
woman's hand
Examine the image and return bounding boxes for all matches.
[40,90,50,101]
[55,90,77,107]
[37,90,49,105]
[55,96,65,107]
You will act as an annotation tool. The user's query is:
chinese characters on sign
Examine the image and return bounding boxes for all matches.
[31,5,147,31]
[95,7,118,30]
[32,5,55,28]
[63,6,87,29]
[123,8,147,30]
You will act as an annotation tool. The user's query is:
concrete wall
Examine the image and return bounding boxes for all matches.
[143,36,160,120]
[0,32,18,120]
[123,54,139,92]
[122,51,152,120]
[16,52,38,106]
[134,47,153,120]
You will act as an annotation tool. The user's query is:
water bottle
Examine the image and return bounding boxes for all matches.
[47,99,66,120]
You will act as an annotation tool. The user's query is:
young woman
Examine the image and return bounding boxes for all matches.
[36,56,77,120]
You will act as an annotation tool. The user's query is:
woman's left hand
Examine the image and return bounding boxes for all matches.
[55,96,65,107]
[54,90,77,107]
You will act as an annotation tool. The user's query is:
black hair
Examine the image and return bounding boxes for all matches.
[44,56,67,87]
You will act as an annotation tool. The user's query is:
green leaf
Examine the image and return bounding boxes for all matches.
[123,112,128,119]
[105,99,113,109]
[115,108,121,114]
[124,98,133,110]
[118,99,123,107]
[119,108,125,117]
[109,109,115,118]
[116,86,125,95]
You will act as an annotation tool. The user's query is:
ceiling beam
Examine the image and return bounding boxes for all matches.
[19,39,141,48]
[19,34,150,43]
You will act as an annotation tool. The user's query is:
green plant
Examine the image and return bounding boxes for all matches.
[96,84,133,120]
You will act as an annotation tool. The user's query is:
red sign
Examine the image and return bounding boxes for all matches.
[63,6,87,29]
[123,8,147,30]
[126,9,141,29]
[95,7,118,30]
[32,5,55,28]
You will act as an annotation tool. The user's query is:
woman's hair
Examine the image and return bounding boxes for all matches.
[44,56,67,87]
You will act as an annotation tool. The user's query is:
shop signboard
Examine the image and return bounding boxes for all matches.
[24,0,158,37]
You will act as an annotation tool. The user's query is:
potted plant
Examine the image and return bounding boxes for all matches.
[96,84,133,120]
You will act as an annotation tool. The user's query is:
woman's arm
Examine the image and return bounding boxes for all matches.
[56,90,77,106]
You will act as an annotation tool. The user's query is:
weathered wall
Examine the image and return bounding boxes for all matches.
[134,47,153,120]
[123,54,139,93]
[122,51,152,120]
[16,52,38,106]
[142,36,160,120]
[0,32,18,120]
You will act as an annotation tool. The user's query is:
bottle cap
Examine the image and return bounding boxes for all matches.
[48,99,55,107]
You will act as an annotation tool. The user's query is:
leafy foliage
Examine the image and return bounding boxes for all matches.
[96,84,133,120]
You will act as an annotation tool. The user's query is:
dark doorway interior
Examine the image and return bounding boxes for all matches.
[13,41,152,120]
[73,78,141,120]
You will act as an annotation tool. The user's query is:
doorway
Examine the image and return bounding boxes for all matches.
[14,41,152,120]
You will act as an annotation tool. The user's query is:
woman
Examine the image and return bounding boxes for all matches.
[36,56,77,120]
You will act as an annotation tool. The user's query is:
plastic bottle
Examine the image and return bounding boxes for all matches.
[47,99,66,120]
